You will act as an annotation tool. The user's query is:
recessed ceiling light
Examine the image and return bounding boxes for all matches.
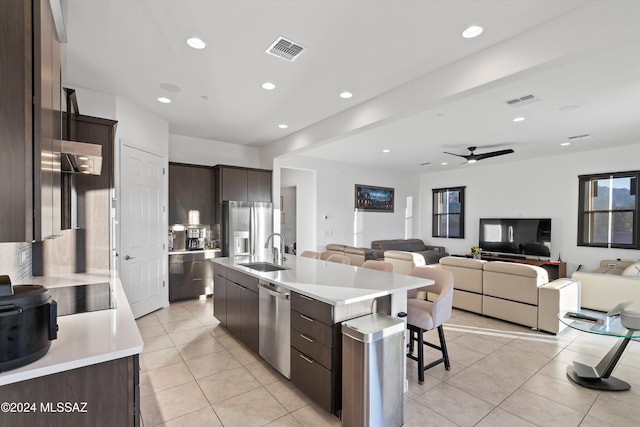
[186,37,206,49]
[513,117,526,122]
[160,83,181,93]
[262,82,276,90]
[78,156,89,161]
[157,97,171,104]
[462,25,483,39]
[441,162,448,166]
[278,124,288,129]
[382,149,390,153]
[79,164,90,168]
[339,91,353,99]
[561,142,571,146]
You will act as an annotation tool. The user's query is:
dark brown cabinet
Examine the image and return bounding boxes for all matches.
[290,292,338,414]
[1,0,62,242]
[0,355,140,427]
[213,273,227,325]
[168,163,215,226]
[214,165,272,223]
[290,292,372,416]
[169,252,215,302]
[212,264,259,353]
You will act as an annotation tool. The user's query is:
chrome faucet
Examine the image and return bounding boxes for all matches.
[264,233,286,264]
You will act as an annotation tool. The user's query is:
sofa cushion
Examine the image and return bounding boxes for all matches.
[440,256,485,270]
[484,261,548,280]
[622,262,640,277]
[372,240,399,251]
[398,239,426,252]
[593,259,634,275]
[383,250,426,275]
[440,256,485,294]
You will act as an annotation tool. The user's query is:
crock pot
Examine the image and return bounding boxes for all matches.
[0,275,58,372]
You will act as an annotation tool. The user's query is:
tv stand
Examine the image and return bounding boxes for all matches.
[466,254,566,280]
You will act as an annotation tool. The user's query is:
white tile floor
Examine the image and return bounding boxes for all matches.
[137,298,640,426]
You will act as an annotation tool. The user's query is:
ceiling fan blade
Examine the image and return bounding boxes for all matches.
[474,149,515,160]
[443,151,470,159]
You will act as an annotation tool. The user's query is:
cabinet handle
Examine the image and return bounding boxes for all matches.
[299,354,314,364]
[300,314,314,322]
[300,294,314,301]
[300,334,314,343]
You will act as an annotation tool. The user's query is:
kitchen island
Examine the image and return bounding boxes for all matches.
[0,272,143,427]
[213,254,433,416]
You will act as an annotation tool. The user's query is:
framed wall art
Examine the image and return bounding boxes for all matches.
[355,184,394,212]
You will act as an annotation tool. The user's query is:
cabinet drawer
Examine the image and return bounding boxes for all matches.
[291,347,332,413]
[291,309,333,347]
[291,330,332,369]
[291,292,333,325]
[227,268,259,293]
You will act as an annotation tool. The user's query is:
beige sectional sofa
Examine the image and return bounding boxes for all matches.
[439,256,580,333]
[571,259,640,311]
[323,244,377,266]
[383,250,427,274]
[439,257,485,313]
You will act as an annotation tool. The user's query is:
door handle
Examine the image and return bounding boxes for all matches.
[124,255,135,260]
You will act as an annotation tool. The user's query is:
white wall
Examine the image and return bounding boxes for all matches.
[70,86,116,120]
[280,186,297,252]
[169,134,260,167]
[281,167,316,253]
[419,144,640,274]
[278,155,419,251]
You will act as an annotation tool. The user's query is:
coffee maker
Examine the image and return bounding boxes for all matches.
[186,227,205,250]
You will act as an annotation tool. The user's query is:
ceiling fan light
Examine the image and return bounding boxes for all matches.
[467,159,477,164]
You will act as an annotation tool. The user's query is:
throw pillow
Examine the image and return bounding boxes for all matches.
[622,262,640,277]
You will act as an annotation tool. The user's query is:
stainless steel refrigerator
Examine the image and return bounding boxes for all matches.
[221,201,273,257]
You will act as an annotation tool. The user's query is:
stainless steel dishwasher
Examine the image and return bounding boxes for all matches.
[258,280,291,378]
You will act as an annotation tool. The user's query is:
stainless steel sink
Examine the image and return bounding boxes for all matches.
[239,262,289,272]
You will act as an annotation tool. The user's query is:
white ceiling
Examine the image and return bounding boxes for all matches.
[63,0,640,171]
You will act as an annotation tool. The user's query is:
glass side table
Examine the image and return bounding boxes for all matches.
[559,310,640,391]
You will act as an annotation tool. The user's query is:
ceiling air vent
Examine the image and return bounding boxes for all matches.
[504,94,537,107]
[265,36,305,62]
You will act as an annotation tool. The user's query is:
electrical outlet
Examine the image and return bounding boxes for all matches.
[20,251,27,263]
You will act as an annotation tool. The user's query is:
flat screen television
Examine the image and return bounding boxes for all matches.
[479,218,551,257]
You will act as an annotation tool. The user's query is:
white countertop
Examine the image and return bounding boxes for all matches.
[0,272,143,386]
[214,255,432,306]
[169,248,221,256]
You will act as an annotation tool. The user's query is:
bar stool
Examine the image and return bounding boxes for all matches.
[361,260,393,272]
[406,267,454,384]
[326,254,350,264]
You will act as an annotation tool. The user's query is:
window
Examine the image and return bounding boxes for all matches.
[578,171,639,249]
[432,186,465,238]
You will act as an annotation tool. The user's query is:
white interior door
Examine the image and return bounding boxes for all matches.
[119,143,166,318]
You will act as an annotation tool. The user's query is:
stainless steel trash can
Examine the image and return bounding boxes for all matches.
[342,313,405,427]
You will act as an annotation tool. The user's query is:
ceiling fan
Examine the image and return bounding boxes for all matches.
[443,146,514,164]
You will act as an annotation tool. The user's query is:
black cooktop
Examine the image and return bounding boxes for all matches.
[47,282,116,316]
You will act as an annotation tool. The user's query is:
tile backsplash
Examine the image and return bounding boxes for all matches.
[0,242,32,283]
